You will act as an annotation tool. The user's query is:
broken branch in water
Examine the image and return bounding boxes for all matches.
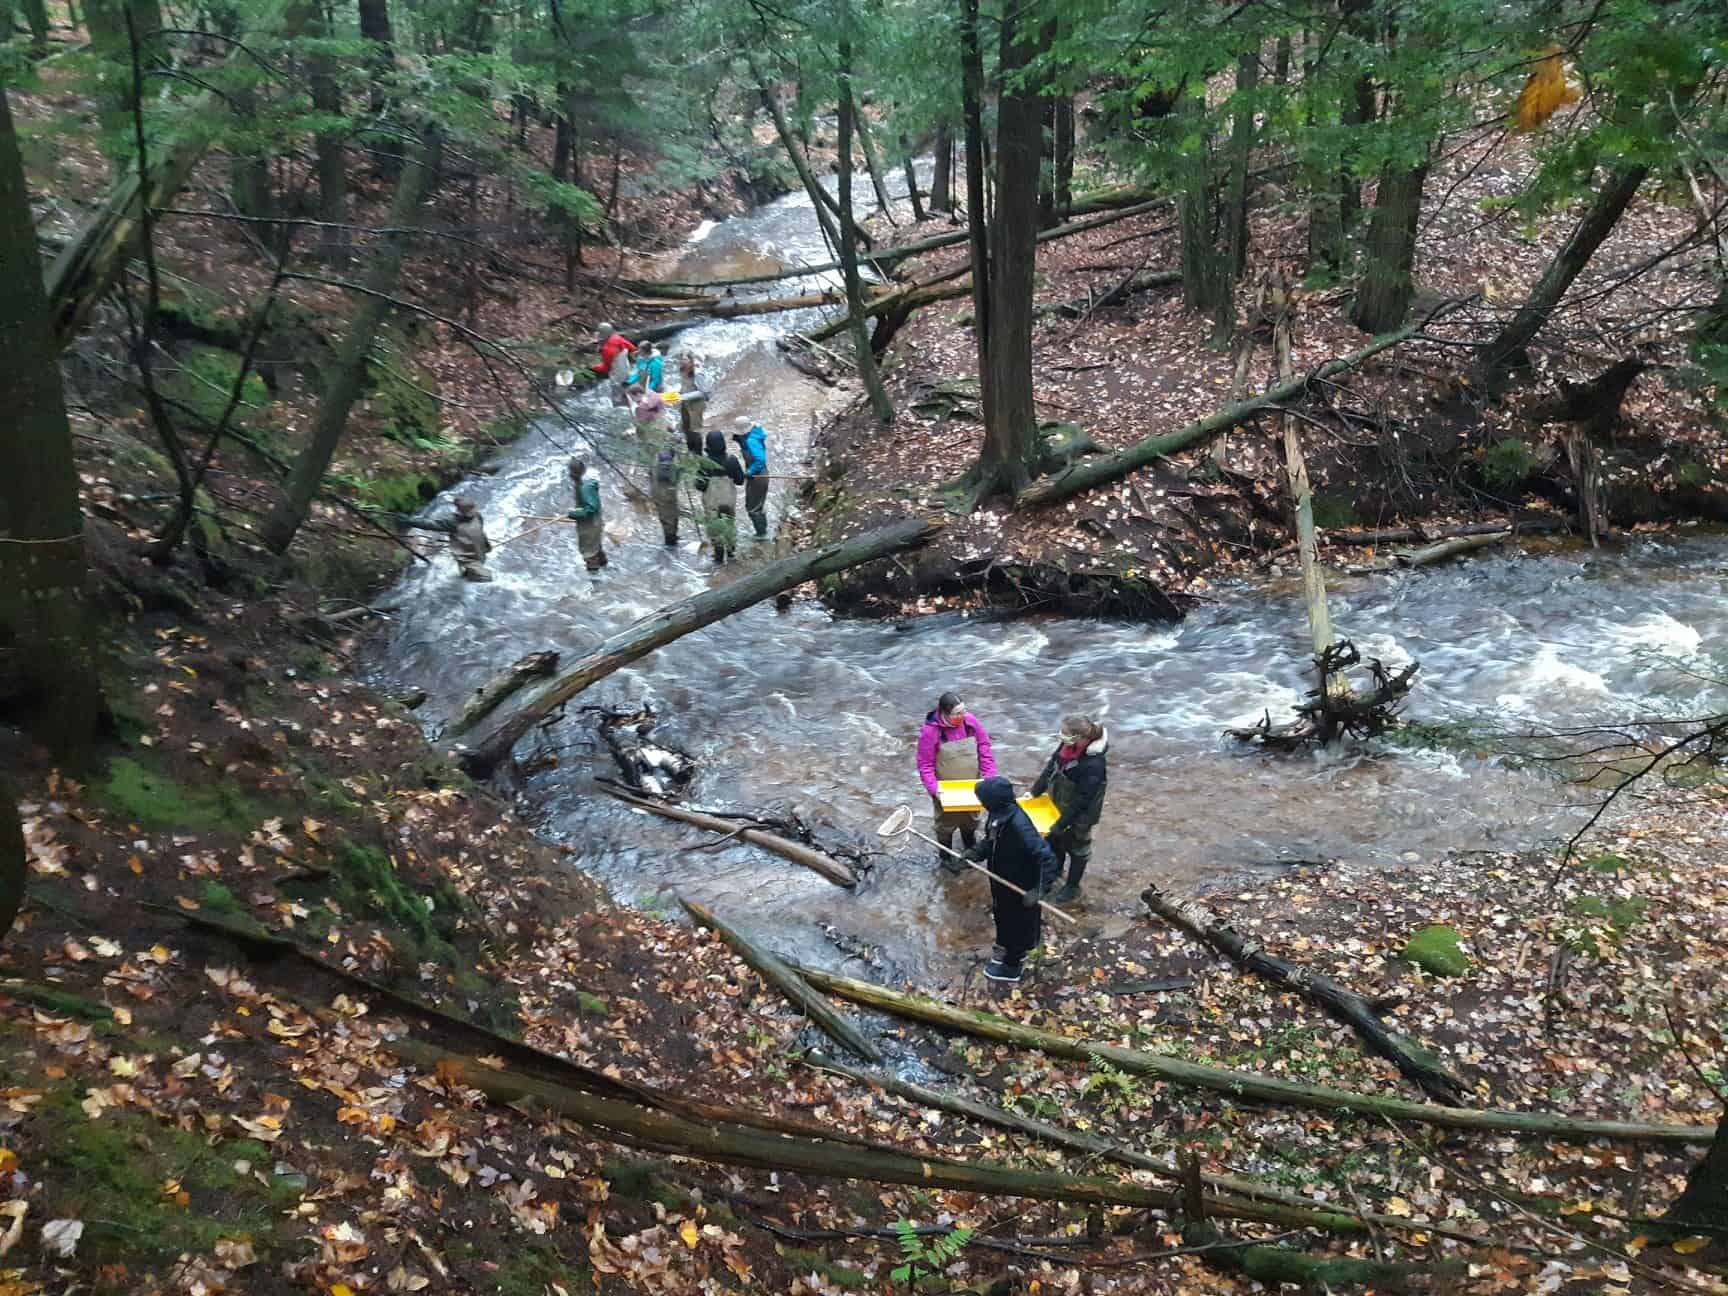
[1226,639,1419,749]
[448,650,560,737]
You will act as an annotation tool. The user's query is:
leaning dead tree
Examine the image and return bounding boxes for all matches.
[1228,641,1419,749]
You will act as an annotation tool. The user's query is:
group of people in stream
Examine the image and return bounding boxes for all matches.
[404,325,777,579]
[917,693,1110,983]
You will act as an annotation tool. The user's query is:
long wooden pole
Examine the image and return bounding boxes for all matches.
[460,515,944,776]
[791,965,1713,1146]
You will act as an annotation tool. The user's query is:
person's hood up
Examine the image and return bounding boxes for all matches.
[975,776,1016,813]
[704,431,728,462]
[656,448,675,463]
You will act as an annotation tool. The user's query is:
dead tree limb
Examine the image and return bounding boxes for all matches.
[458,515,944,776]
[1140,886,1468,1105]
[599,784,857,887]
[1393,531,1509,568]
[1226,641,1419,749]
[589,704,695,796]
[449,650,559,736]
[790,964,1712,1146]
[682,900,880,1061]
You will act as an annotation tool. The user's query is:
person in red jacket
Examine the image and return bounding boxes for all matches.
[590,323,637,407]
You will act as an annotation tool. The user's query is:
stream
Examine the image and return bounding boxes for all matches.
[368,169,1728,982]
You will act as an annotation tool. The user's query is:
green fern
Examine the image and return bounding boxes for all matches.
[889,1220,974,1289]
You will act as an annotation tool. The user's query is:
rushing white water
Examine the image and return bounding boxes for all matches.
[368,170,1728,979]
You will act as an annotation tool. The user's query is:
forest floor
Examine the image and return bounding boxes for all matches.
[9,73,1728,1296]
[795,137,1728,618]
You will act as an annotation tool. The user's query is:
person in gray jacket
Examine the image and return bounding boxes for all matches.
[405,496,492,581]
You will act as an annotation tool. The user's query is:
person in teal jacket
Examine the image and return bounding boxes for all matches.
[565,458,607,572]
[628,345,665,392]
[732,417,769,538]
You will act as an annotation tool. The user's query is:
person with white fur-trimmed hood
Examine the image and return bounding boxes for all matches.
[1029,715,1109,903]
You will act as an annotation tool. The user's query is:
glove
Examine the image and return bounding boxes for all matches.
[1021,884,1044,910]
[566,510,582,521]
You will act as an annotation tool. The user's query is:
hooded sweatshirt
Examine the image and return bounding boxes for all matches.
[972,777,1060,898]
[735,424,768,477]
[915,710,997,796]
[696,430,746,489]
[1031,729,1109,833]
[592,332,636,375]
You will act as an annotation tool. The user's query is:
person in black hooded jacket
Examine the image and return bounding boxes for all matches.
[1030,714,1108,903]
[967,777,1059,983]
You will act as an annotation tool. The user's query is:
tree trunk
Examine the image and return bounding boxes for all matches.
[1037,94,1056,229]
[852,104,895,225]
[600,785,857,888]
[1475,164,1648,390]
[310,3,348,261]
[1565,430,1604,547]
[357,0,399,173]
[754,68,842,258]
[681,899,880,1059]
[44,0,301,348]
[792,964,1712,1145]
[83,0,162,163]
[899,134,925,220]
[0,88,104,760]
[960,0,989,380]
[1665,1116,1728,1236]
[1053,96,1074,217]
[459,516,944,775]
[1269,271,1333,660]
[836,25,894,422]
[973,4,1041,499]
[1348,160,1428,332]
[450,650,560,735]
[930,122,952,212]
[259,126,441,554]
[1018,317,1437,508]
[1224,49,1260,278]
[209,0,272,223]
[0,778,24,944]
[1176,92,1229,341]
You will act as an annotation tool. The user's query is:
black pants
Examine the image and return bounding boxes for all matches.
[745,475,769,537]
[991,881,1040,961]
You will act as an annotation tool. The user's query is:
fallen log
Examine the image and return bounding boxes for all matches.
[449,650,559,737]
[790,964,1713,1146]
[803,1054,1487,1243]
[600,784,857,887]
[1185,1223,1459,1293]
[589,704,696,797]
[1017,314,1450,509]
[1141,886,1466,1105]
[458,515,944,777]
[1393,531,1509,568]
[683,901,879,1060]
[1226,640,1418,749]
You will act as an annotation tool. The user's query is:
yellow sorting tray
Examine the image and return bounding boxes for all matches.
[935,781,1060,836]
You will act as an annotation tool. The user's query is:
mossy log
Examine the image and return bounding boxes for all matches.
[1185,1223,1461,1292]
[791,965,1712,1146]
[600,784,857,887]
[682,900,879,1060]
[1142,885,1467,1104]
[449,650,559,736]
[459,516,944,777]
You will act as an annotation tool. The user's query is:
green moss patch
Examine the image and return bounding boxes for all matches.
[1402,924,1472,977]
[98,756,263,835]
[1479,438,1539,490]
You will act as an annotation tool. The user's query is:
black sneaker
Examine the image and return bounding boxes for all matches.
[984,957,1023,983]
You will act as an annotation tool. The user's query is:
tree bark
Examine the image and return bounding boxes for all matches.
[1348,160,1428,332]
[1176,92,1230,341]
[357,0,399,172]
[310,1,348,261]
[1474,164,1648,390]
[1270,271,1333,659]
[930,122,952,212]
[973,4,1042,499]
[898,134,924,221]
[960,0,989,380]
[1053,96,1074,217]
[792,964,1712,1145]
[259,125,442,554]
[459,516,944,775]
[44,0,300,348]
[0,87,104,760]
[852,103,896,225]
[0,778,23,944]
[600,785,857,887]
[681,899,879,1058]
[1665,1116,1728,1236]
[754,68,842,258]
[1019,319,1431,508]
[1142,886,1465,1104]
[1223,50,1259,278]
[836,23,894,422]
[450,650,560,736]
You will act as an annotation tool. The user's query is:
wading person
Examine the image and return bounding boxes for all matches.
[677,353,709,453]
[650,447,681,546]
[733,417,770,538]
[591,322,636,407]
[1030,715,1109,903]
[916,692,997,870]
[629,343,665,392]
[966,777,1059,984]
[565,459,607,572]
[629,382,669,443]
[406,495,493,582]
[694,430,745,565]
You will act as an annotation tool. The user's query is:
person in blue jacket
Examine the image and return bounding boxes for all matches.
[629,344,665,392]
[967,777,1059,984]
[732,417,769,538]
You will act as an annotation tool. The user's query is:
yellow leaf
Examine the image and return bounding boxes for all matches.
[1672,1235,1710,1254]
[679,1219,699,1248]
[1513,47,1581,132]
[332,1286,355,1296]
[1384,1196,1413,1217]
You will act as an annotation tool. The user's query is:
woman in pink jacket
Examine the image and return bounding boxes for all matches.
[916,691,998,870]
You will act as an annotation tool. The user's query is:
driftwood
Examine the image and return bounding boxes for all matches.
[682,900,880,1061]
[1227,640,1419,749]
[589,703,696,796]
[1018,312,1455,509]
[449,651,559,736]
[1394,531,1510,568]
[1141,886,1467,1105]
[459,515,943,776]
[803,1055,1489,1243]
[599,783,857,887]
[790,963,1712,1145]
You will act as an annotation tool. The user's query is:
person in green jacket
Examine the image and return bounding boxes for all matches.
[565,458,607,573]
